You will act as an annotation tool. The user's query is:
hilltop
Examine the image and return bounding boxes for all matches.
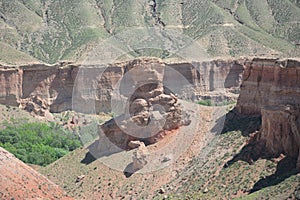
[0,0,299,64]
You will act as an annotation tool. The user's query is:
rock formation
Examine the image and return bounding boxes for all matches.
[0,58,244,116]
[2,57,299,168]
[236,58,300,168]
[258,106,300,164]
[132,141,149,172]
[236,58,300,115]
[99,58,185,150]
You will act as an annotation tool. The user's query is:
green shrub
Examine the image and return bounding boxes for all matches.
[0,122,81,166]
[197,99,236,106]
[197,99,237,107]
[197,99,213,106]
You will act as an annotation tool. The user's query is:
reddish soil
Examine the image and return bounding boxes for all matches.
[0,147,73,200]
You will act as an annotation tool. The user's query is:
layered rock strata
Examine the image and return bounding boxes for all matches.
[236,58,300,115]
[0,58,244,115]
[99,59,185,149]
[258,106,300,160]
[236,58,300,168]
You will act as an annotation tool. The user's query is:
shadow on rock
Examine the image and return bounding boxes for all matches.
[224,135,299,194]
[123,162,135,178]
[81,139,123,165]
[219,108,261,136]
[250,156,299,193]
[220,107,299,193]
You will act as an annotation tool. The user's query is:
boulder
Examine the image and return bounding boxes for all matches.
[132,142,149,171]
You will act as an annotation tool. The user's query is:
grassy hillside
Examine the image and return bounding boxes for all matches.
[0,0,299,64]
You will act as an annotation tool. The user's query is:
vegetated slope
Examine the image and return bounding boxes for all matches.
[157,111,300,199]
[0,0,299,64]
[38,104,216,199]
[0,147,73,200]
[39,106,300,200]
[0,104,40,129]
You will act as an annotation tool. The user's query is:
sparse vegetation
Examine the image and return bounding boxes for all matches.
[0,0,299,199]
[0,0,299,64]
[197,99,236,106]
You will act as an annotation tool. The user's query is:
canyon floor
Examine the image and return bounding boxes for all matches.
[37,102,299,200]
[0,101,299,199]
[0,58,300,199]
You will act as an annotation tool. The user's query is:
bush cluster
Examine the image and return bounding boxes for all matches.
[197,99,236,107]
[0,122,81,166]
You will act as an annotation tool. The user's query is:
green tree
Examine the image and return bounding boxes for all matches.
[0,122,81,166]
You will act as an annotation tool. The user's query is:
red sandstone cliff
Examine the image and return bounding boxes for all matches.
[2,58,299,168]
[0,58,243,115]
[236,58,300,168]
[237,58,300,115]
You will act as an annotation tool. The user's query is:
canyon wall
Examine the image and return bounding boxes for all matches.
[164,60,243,101]
[236,58,300,115]
[236,58,300,168]
[0,58,243,115]
[0,67,22,106]
[1,57,299,166]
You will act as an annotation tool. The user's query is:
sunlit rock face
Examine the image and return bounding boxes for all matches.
[258,106,300,168]
[0,58,244,116]
[236,58,300,168]
[236,58,300,115]
[99,58,186,150]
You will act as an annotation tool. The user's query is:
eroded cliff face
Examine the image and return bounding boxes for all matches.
[0,67,22,106]
[0,58,243,116]
[236,58,300,168]
[99,59,187,150]
[259,106,300,161]
[164,60,243,101]
[1,57,299,166]
[236,58,300,115]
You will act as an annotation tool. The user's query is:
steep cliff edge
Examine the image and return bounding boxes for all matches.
[237,58,300,115]
[0,58,243,115]
[1,57,299,169]
[236,58,300,168]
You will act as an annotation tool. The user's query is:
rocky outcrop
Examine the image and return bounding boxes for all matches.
[132,141,149,171]
[1,57,299,166]
[0,67,21,106]
[0,63,79,116]
[0,147,73,200]
[236,58,300,168]
[258,106,300,163]
[164,59,243,101]
[99,59,185,149]
[0,58,244,116]
[236,58,300,115]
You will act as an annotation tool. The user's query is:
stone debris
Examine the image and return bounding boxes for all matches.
[76,175,85,183]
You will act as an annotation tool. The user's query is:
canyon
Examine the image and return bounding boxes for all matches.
[0,57,299,199]
[236,58,300,168]
[1,57,299,164]
[0,58,243,115]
